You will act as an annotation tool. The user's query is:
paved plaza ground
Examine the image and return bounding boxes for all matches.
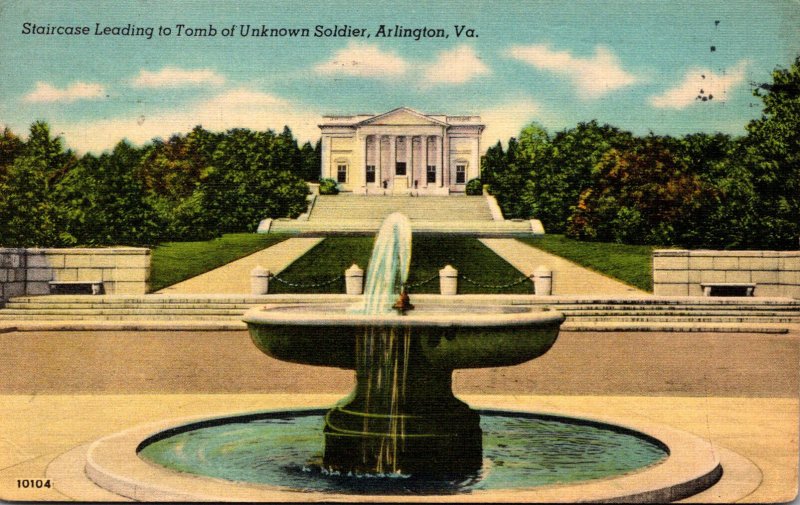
[0,327,797,501]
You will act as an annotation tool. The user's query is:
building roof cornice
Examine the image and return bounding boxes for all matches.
[318,107,484,130]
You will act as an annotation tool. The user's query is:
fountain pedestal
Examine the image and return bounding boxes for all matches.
[323,336,482,475]
[324,403,482,476]
[246,306,563,477]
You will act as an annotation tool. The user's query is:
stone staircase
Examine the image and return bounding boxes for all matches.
[269,195,534,235]
[551,299,800,325]
[310,195,495,222]
[1,294,798,332]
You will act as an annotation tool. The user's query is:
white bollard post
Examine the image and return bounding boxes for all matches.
[439,265,458,295]
[251,266,270,295]
[532,266,553,296]
[345,264,364,295]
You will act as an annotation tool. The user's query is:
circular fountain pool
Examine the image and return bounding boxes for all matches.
[84,407,725,502]
[137,409,668,495]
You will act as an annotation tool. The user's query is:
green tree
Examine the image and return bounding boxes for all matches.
[0,127,24,182]
[670,133,759,248]
[567,136,705,245]
[272,126,302,175]
[0,122,76,246]
[529,121,633,232]
[0,156,68,246]
[64,141,164,245]
[135,127,220,240]
[298,139,321,182]
[743,56,800,248]
[202,128,309,232]
[486,137,532,219]
[480,140,505,189]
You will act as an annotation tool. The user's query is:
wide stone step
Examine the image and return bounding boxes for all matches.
[572,316,799,323]
[3,302,259,310]
[0,308,249,316]
[538,301,800,309]
[0,314,240,321]
[562,322,790,334]
[551,305,800,315]
[308,196,495,223]
[561,309,800,317]
[270,220,532,235]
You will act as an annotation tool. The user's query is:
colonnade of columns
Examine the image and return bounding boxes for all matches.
[366,134,446,189]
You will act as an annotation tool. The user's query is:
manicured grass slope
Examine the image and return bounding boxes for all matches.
[150,233,291,292]
[516,235,654,292]
[268,237,374,294]
[408,235,532,294]
[271,235,533,294]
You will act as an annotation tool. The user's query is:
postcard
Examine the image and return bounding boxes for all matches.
[0,0,798,502]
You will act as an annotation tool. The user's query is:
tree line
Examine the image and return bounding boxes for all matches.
[1,57,796,250]
[0,124,320,247]
[483,56,800,250]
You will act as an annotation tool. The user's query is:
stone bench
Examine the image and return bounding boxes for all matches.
[48,280,104,295]
[700,282,756,297]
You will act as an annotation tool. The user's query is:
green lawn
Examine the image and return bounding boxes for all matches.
[268,237,374,294]
[149,233,292,292]
[516,235,655,292]
[270,235,534,294]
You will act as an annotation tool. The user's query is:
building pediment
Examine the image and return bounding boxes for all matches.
[356,107,448,127]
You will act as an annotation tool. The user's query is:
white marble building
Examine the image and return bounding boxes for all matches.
[319,107,484,195]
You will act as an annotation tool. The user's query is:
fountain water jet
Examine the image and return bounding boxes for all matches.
[246,212,564,476]
[350,212,412,315]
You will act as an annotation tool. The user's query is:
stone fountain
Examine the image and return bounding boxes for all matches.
[76,212,731,501]
[244,213,564,476]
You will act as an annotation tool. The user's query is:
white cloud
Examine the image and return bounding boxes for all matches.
[314,42,408,79]
[54,88,319,154]
[506,44,641,99]
[648,60,750,109]
[316,42,489,85]
[423,45,490,85]
[480,99,544,149]
[23,81,106,103]
[131,67,226,88]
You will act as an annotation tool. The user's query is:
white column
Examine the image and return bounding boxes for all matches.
[443,130,450,189]
[405,135,412,185]
[374,135,382,187]
[423,136,429,188]
[361,135,369,187]
[475,130,481,181]
[388,135,396,187]
[438,134,444,188]
[320,135,330,180]
[357,133,366,190]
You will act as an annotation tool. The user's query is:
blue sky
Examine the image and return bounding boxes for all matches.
[0,0,797,153]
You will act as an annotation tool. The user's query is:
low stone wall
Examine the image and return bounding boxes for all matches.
[0,247,150,302]
[0,249,27,302]
[653,250,800,298]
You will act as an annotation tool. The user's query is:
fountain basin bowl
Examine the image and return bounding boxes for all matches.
[244,303,565,370]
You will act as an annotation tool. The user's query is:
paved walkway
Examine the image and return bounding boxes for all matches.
[157,237,324,294]
[480,239,645,295]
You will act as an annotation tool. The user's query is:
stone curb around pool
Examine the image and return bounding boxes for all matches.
[77,407,748,503]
